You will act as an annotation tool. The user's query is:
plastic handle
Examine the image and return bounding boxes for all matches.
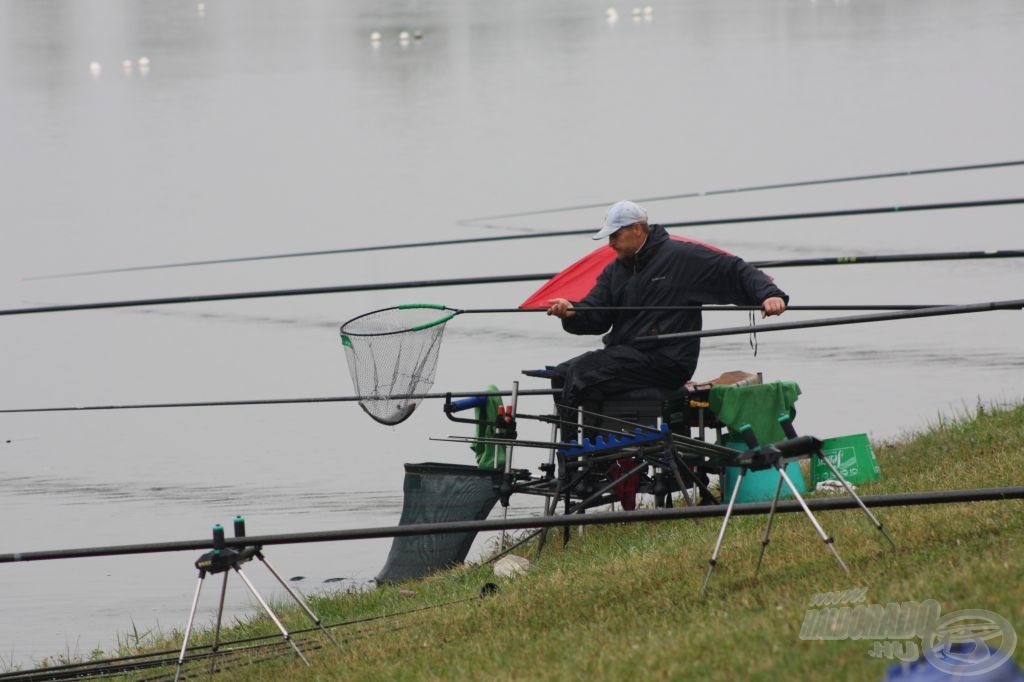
[212,524,225,550]
[739,424,759,449]
[449,395,488,413]
[774,435,822,457]
[398,303,446,310]
[777,413,798,439]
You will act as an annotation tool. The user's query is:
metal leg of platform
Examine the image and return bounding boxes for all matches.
[814,452,897,549]
[233,565,311,666]
[536,422,561,555]
[754,473,787,576]
[257,552,340,648]
[701,466,747,595]
[775,464,849,574]
[174,571,207,682]
[207,571,230,673]
[777,417,895,550]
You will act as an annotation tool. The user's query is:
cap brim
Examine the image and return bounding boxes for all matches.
[591,224,622,240]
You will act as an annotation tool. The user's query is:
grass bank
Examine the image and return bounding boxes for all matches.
[41,404,1024,680]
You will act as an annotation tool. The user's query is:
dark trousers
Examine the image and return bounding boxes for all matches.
[552,345,694,410]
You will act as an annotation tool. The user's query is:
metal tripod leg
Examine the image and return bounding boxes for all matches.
[754,472,787,576]
[174,570,207,682]
[561,407,585,546]
[775,464,849,574]
[779,416,895,549]
[816,452,896,549]
[701,466,747,595]
[664,446,695,508]
[256,552,341,648]
[562,476,572,546]
[673,450,720,505]
[233,566,311,666]
[208,571,231,673]
[537,423,560,555]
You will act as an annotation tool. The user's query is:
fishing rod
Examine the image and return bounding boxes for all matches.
[459,304,956,312]
[751,248,1024,269]
[0,389,560,414]
[458,159,1024,225]
[391,304,958,317]
[0,283,964,318]
[28,197,1024,278]
[2,301,958,411]
[1,486,1021,564]
[639,298,1024,343]
[0,595,476,681]
[0,273,554,317]
[659,197,1024,230]
[7,247,1024,317]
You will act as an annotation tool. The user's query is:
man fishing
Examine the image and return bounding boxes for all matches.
[546,199,788,411]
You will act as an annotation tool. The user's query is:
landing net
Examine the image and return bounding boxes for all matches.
[340,304,456,425]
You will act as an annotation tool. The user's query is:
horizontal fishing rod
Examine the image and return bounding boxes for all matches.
[752,248,1024,269]
[6,249,1022,318]
[0,273,554,317]
[30,197,1024,278]
[0,282,959,318]
[6,300,1010,414]
[659,197,1024,230]
[1,486,1020,564]
[458,159,1024,225]
[0,389,559,414]
[456,304,948,313]
[3,597,472,681]
[640,298,1024,342]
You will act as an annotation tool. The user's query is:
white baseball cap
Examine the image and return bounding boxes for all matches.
[592,200,648,240]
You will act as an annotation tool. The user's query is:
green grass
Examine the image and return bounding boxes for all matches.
[39,403,1024,680]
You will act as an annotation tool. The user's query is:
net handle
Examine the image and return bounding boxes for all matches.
[339,304,458,338]
[342,301,882,339]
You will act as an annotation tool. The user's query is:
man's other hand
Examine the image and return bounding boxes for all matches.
[761,297,787,318]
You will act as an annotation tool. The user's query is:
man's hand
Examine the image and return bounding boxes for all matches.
[546,298,576,318]
[761,296,787,318]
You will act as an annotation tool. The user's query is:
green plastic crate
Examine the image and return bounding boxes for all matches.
[811,433,881,485]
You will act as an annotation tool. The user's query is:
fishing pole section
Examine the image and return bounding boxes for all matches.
[2,297,1022,415]
[458,158,1024,226]
[25,155,1024,277]
[5,249,1023,317]
[27,196,1024,278]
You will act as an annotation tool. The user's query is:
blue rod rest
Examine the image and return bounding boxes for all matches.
[448,395,488,413]
[558,424,670,459]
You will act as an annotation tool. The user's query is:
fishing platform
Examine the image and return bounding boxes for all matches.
[378,368,895,591]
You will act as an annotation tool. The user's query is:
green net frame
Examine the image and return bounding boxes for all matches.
[340,304,457,425]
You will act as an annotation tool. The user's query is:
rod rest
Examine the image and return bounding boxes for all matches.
[558,424,670,459]
[194,523,259,573]
[195,548,239,574]
[442,393,517,438]
[729,435,824,471]
[235,546,259,564]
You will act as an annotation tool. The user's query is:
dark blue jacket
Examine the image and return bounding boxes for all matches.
[562,224,788,379]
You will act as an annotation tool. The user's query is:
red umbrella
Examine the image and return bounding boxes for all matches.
[519,235,731,309]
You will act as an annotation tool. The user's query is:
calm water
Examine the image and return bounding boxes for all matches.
[2,0,1023,667]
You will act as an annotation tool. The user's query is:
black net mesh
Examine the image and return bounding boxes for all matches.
[340,306,455,425]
